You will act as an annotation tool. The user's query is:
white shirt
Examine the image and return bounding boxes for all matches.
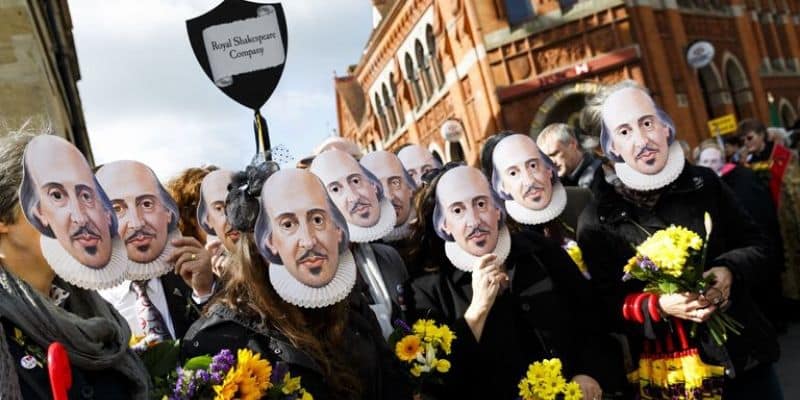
[99,278,177,339]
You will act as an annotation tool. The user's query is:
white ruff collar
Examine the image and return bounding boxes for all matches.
[382,218,414,242]
[445,226,511,272]
[347,199,396,243]
[269,250,357,308]
[40,235,128,290]
[123,230,183,281]
[505,182,567,226]
[614,142,685,191]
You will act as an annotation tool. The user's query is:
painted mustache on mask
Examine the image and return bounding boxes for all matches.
[70,224,101,241]
[466,226,490,240]
[125,227,155,244]
[636,144,660,160]
[349,199,371,214]
[296,249,328,265]
[523,183,546,199]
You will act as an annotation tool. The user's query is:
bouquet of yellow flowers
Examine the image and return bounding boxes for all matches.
[168,348,312,400]
[621,213,742,346]
[517,358,582,400]
[390,319,455,391]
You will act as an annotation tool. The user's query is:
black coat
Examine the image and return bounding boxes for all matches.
[577,164,779,376]
[2,304,138,400]
[352,242,411,322]
[411,231,620,399]
[160,272,203,339]
[181,296,411,400]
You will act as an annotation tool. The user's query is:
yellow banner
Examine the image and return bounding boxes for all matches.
[707,114,737,136]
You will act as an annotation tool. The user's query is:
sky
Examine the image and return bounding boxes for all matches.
[68,0,372,180]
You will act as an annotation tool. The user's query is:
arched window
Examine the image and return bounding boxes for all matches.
[415,39,434,100]
[697,65,724,118]
[426,25,445,89]
[725,57,751,119]
[779,99,797,128]
[389,73,403,127]
[382,83,397,132]
[374,93,388,135]
[405,53,423,109]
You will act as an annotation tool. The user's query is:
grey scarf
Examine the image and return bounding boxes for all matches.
[0,267,150,399]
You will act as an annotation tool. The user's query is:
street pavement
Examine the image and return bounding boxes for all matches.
[776,323,800,398]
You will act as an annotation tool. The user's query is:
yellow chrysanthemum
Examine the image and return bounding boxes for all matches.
[282,373,302,394]
[395,335,422,362]
[435,359,451,373]
[412,319,438,338]
[631,225,704,278]
[563,381,583,400]
[437,325,455,354]
[410,364,424,377]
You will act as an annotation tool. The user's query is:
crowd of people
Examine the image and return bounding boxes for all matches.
[0,80,797,400]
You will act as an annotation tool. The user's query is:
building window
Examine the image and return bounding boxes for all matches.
[389,73,403,127]
[375,93,388,136]
[382,83,397,132]
[405,53,424,109]
[415,40,434,100]
[504,0,534,26]
[426,25,445,89]
[725,57,752,119]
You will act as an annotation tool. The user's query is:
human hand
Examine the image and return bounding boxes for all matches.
[168,237,214,296]
[658,292,716,322]
[572,374,602,400]
[702,266,732,308]
[468,254,508,315]
[205,239,229,278]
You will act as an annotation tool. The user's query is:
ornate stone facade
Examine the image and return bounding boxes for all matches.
[336,0,800,163]
[0,0,92,161]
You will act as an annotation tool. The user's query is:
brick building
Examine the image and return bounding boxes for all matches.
[0,0,92,161]
[335,0,800,165]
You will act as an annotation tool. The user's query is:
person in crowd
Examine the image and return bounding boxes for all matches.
[361,151,417,243]
[96,161,215,346]
[310,149,410,337]
[181,166,411,400]
[696,140,787,332]
[738,119,800,303]
[578,81,781,399]
[0,128,149,399]
[397,144,442,187]
[197,169,238,277]
[536,123,603,189]
[482,131,593,279]
[166,166,218,244]
[411,164,606,400]
[297,136,364,168]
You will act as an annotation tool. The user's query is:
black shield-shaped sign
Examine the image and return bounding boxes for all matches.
[186,0,288,110]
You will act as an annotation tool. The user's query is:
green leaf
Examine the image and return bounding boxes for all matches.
[657,281,679,294]
[140,340,181,378]
[183,355,213,371]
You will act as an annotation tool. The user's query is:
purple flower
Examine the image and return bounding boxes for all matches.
[196,369,210,383]
[622,272,633,281]
[210,371,222,385]
[211,349,235,374]
[394,319,412,333]
[639,257,658,272]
